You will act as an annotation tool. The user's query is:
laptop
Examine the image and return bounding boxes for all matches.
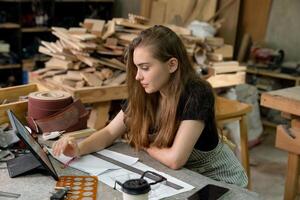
[7,109,59,180]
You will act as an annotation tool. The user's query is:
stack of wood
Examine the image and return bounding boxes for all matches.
[33,18,130,88]
[34,14,245,89]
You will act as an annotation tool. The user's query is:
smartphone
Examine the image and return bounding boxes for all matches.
[187,184,229,200]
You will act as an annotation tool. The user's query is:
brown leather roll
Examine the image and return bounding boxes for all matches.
[27,91,89,133]
[28,91,73,119]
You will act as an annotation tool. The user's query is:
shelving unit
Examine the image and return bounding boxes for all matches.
[0,64,21,69]
[246,66,300,128]
[0,0,114,87]
[246,67,300,86]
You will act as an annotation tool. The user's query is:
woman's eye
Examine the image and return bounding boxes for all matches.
[141,66,149,70]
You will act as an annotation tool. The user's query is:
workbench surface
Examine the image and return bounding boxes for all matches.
[0,142,260,200]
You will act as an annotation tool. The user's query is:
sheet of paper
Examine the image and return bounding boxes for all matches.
[98,161,194,200]
[48,148,139,175]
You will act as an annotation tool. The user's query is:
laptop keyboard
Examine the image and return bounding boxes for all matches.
[7,153,41,178]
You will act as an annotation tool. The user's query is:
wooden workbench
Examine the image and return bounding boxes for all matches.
[261,86,300,200]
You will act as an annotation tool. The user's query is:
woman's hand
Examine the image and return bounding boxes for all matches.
[52,136,80,157]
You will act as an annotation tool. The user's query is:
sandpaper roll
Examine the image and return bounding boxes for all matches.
[32,99,89,133]
[28,91,73,119]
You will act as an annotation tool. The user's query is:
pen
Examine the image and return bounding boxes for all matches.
[61,157,77,169]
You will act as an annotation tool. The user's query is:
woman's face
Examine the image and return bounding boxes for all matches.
[133,46,174,94]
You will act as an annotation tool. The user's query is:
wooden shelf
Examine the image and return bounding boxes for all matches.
[246,67,299,81]
[21,27,51,33]
[0,0,113,2]
[0,64,21,70]
[0,23,20,29]
[57,0,113,2]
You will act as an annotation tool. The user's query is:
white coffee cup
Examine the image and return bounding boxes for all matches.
[114,171,166,200]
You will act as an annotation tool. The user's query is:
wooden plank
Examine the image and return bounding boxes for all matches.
[212,61,239,67]
[105,73,127,86]
[164,0,190,24]
[207,53,223,61]
[0,83,38,102]
[237,34,251,62]
[65,71,83,81]
[165,24,191,35]
[71,34,97,41]
[76,55,100,67]
[68,27,87,34]
[72,85,128,104]
[100,58,126,71]
[0,23,20,29]
[201,0,217,21]
[206,37,224,47]
[184,0,206,25]
[88,102,111,130]
[276,125,300,154]
[41,41,59,53]
[45,58,73,70]
[0,101,28,124]
[284,153,300,200]
[91,20,105,36]
[246,67,299,81]
[80,72,103,87]
[101,20,116,40]
[0,84,38,124]
[212,66,246,74]
[214,44,233,59]
[140,0,153,18]
[261,87,300,116]
[207,71,245,88]
[149,1,166,25]
[115,18,151,30]
[216,0,241,47]
[98,58,126,70]
[239,0,272,43]
[115,33,137,42]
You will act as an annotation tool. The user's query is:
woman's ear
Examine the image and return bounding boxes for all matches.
[168,58,178,73]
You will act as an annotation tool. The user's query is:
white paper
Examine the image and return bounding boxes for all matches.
[98,161,194,200]
[48,148,139,175]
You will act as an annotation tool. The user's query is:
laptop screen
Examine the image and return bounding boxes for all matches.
[7,110,58,180]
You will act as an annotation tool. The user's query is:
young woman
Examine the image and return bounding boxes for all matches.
[52,25,248,187]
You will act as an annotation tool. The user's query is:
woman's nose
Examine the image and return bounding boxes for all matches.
[135,70,142,80]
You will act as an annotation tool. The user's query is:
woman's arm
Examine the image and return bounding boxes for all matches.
[146,120,204,169]
[53,110,127,157]
[78,110,127,156]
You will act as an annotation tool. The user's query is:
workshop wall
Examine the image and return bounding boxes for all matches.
[113,0,140,18]
[265,0,300,61]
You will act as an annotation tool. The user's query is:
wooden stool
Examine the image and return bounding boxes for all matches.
[216,97,252,189]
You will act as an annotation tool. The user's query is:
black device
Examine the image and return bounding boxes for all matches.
[187,184,229,200]
[50,188,69,200]
[6,109,59,180]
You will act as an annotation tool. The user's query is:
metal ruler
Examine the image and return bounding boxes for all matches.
[91,152,183,190]
[0,191,21,198]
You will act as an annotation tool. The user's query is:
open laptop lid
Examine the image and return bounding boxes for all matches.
[7,109,59,180]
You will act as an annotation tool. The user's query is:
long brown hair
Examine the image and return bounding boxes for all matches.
[124,25,206,150]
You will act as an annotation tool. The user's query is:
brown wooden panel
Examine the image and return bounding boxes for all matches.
[261,87,300,116]
[217,0,241,47]
[240,0,272,42]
